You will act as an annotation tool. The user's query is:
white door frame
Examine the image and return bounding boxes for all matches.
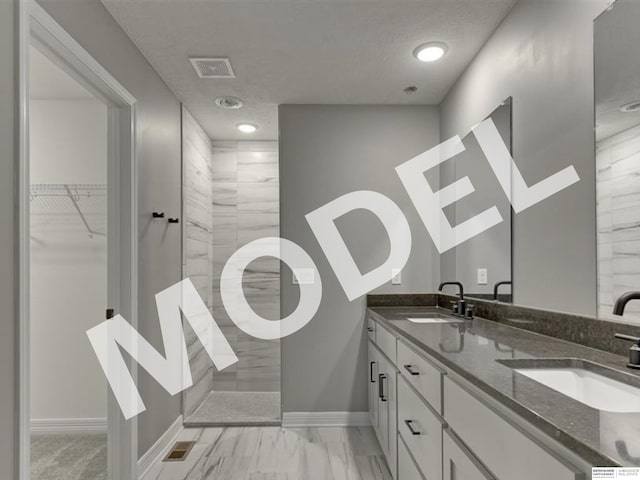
[18,2,138,479]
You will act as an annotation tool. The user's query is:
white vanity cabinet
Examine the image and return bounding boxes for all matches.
[397,376,443,480]
[368,324,398,479]
[443,429,495,480]
[367,314,588,480]
[377,352,397,475]
[444,377,585,480]
[368,343,379,428]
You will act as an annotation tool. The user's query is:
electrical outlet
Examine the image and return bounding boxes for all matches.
[293,268,315,285]
[477,268,488,285]
[391,268,402,285]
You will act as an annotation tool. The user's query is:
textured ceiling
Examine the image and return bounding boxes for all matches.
[102,0,516,140]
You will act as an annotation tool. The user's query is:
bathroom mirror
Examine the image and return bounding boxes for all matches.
[442,98,513,304]
[595,0,640,322]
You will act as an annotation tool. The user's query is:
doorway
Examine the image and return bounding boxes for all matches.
[29,44,109,480]
[19,3,138,480]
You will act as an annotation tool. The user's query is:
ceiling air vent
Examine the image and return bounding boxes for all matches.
[189,57,235,79]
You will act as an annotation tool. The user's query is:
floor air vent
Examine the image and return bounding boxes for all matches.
[189,57,235,78]
[163,441,196,462]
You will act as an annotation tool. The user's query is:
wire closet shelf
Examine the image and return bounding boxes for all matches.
[30,183,106,238]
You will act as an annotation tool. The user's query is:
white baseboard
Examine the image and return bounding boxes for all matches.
[282,411,370,427]
[137,414,184,479]
[30,418,107,434]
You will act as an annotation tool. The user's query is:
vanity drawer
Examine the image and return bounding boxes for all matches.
[443,429,495,480]
[398,436,424,480]
[375,324,397,364]
[398,340,443,413]
[444,377,584,480]
[367,318,376,342]
[398,376,443,480]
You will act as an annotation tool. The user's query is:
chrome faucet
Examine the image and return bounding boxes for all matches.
[613,291,640,316]
[438,281,465,316]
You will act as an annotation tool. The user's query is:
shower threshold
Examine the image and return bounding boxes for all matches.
[184,391,281,427]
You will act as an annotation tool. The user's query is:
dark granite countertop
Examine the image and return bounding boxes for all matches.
[367,305,640,468]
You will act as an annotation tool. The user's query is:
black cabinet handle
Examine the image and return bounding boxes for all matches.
[367,327,374,332]
[370,361,376,383]
[404,419,421,435]
[378,374,387,401]
[403,364,420,376]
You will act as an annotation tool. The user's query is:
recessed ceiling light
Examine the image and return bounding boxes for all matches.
[620,100,640,113]
[237,123,258,133]
[413,42,448,62]
[215,96,244,109]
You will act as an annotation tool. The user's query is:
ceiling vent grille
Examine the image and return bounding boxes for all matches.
[189,57,235,79]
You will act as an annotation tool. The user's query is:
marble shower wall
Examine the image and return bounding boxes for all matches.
[596,124,640,322]
[182,108,215,417]
[211,140,281,392]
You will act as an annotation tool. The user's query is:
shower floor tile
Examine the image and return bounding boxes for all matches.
[184,391,281,427]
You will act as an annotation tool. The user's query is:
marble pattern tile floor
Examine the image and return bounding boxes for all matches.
[142,426,391,480]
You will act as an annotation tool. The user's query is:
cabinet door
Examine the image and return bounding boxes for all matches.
[377,363,389,456]
[386,361,397,479]
[368,343,379,430]
[443,430,494,480]
[444,378,584,480]
[398,437,424,480]
[377,353,398,479]
[398,377,443,480]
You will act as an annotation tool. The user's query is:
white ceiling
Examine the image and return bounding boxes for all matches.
[30,46,94,100]
[595,0,640,142]
[101,0,516,140]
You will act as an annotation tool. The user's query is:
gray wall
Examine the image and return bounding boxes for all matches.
[1,0,17,476]
[439,0,608,316]
[280,105,440,413]
[440,101,512,297]
[36,0,183,456]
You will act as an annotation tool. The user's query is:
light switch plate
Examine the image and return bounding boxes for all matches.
[391,268,402,285]
[293,268,315,285]
[477,268,488,285]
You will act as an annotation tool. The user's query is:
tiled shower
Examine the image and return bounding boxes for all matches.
[597,123,640,321]
[182,107,281,423]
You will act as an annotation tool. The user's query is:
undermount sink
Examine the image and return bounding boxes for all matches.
[498,359,640,413]
[406,316,463,324]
